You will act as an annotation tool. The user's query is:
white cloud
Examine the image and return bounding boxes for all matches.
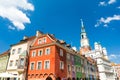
[117,6,120,9]
[108,0,116,4]
[99,0,116,6]
[8,25,15,30]
[108,54,120,63]
[99,1,106,6]
[95,15,120,27]
[109,54,117,59]
[0,0,34,30]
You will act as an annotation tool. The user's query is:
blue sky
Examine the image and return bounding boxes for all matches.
[0,0,120,63]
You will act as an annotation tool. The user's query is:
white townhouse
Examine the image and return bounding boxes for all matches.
[6,36,35,80]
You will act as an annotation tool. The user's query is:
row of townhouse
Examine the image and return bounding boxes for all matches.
[112,63,120,80]
[0,30,98,80]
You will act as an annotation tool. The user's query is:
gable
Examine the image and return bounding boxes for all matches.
[32,34,55,47]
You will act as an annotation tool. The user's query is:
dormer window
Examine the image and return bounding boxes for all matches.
[38,37,47,44]
[38,39,42,44]
[43,37,46,43]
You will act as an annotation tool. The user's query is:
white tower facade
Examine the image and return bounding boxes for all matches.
[80,19,90,48]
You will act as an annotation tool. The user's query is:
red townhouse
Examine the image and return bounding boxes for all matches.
[28,31,67,80]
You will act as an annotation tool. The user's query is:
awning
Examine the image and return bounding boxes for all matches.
[0,72,19,78]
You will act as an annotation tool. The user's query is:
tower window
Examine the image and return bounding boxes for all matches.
[82,35,84,38]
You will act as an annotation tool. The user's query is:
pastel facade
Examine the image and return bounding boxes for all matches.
[112,64,120,80]
[0,50,9,73]
[6,36,35,80]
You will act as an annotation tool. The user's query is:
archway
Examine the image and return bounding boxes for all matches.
[46,76,52,80]
[56,77,61,80]
[72,77,75,80]
[67,77,71,80]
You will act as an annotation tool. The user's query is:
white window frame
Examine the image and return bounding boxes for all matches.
[9,60,13,66]
[38,39,42,44]
[44,60,50,69]
[68,64,71,72]
[12,49,15,55]
[38,49,43,56]
[67,54,70,60]
[60,61,64,70]
[15,60,18,66]
[18,48,22,54]
[60,49,63,56]
[32,50,36,57]
[45,47,50,55]
[43,37,46,43]
[30,62,35,70]
[37,61,42,70]
[20,58,24,65]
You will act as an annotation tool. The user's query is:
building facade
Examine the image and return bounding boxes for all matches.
[6,36,35,80]
[28,31,87,80]
[0,50,9,73]
[80,20,116,80]
[112,63,120,80]
[28,31,67,80]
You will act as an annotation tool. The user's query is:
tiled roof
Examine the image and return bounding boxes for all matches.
[11,36,36,46]
[0,50,9,56]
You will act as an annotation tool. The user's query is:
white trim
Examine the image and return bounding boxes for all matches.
[32,50,36,57]
[60,49,63,56]
[30,62,35,70]
[44,60,50,69]
[60,61,64,70]
[38,49,43,56]
[45,47,50,55]
[36,61,42,70]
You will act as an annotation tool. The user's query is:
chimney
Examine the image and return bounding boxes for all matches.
[36,30,43,37]
[23,36,28,40]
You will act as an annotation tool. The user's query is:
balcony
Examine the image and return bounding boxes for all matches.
[17,65,25,72]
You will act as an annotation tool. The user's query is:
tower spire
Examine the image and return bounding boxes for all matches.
[80,19,90,48]
[81,19,84,27]
[80,19,86,33]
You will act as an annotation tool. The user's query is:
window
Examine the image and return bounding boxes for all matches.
[67,54,70,60]
[60,61,64,70]
[9,60,13,66]
[72,65,75,72]
[60,49,63,56]
[32,51,36,57]
[68,64,71,71]
[12,49,15,54]
[15,60,18,66]
[18,48,22,54]
[20,58,24,65]
[37,62,42,70]
[44,60,50,69]
[30,63,34,70]
[43,38,46,43]
[45,48,50,55]
[38,39,42,44]
[38,50,43,56]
